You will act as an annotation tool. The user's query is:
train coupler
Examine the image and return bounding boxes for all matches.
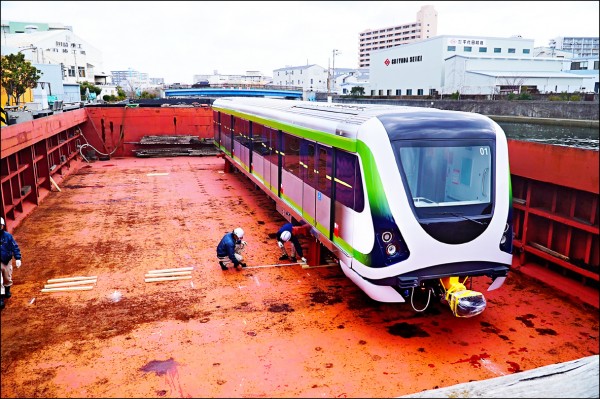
[441,277,486,318]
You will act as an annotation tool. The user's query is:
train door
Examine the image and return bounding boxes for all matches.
[220,114,233,156]
[281,132,303,215]
[265,127,279,195]
[301,140,317,225]
[212,110,220,147]
[315,144,333,238]
[251,123,265,185]
[233,117,250,172]
[332,149,363,256]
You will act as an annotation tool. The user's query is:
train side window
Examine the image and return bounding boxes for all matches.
[222,115,232,134]
[335,150,365,212]
[317,146,332,195]
[234,117,250,148]
[283,133,301,178]
[252,123,270,156]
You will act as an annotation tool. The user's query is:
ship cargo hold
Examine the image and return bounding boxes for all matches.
[0,104,598,398]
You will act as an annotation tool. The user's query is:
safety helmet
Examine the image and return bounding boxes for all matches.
[280,230,291,242]
[233,227,244,239]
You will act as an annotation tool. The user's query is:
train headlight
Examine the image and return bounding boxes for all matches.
[386,244,397,256]
[500,215,513,254]
[382,231,393,243]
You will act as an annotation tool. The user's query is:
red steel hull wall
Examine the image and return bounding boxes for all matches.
[80,106,213,157]
[1,109,87,231]
[508,140,599,286]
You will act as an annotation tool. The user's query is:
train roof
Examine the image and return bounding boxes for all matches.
[212,97,498,139]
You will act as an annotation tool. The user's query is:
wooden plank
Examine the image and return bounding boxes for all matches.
[49,176,61,192]
[44,279,96,288]
[41,286,94,293]
[399,355,599,398]
[147,267,194,274]
[47,276,98,283]
[144,275,192,283]
[144,271,191,278]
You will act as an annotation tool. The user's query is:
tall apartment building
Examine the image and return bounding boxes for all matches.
[358,5,437,68]
[111,69,149,88]
[550,36,599,57]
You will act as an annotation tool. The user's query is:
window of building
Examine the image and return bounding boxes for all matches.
[78,67,85,77]
[68,66,76,77]
[479,47,487,53]
[447,45,456,51]
[406,89,412,95]
[396,89,401,95]
[508,48,516,53]
[494,48,501,53]
[387,89,392,96]
[523,49,530,54]
[464,46,472,52]
[417,89,424,95]
[378,90,384,96]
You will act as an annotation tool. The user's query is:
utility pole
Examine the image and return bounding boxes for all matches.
[332,49,340,96]
[327,57,331,103]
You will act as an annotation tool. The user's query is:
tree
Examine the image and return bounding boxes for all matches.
[116,86,127,100]
[1,53,42,106]
[80,81,102,100]
[350,86,365,96]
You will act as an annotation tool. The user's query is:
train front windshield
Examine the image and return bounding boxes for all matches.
[394,141,493,215]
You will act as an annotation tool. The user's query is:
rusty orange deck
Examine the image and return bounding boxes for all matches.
[1,155,598,398]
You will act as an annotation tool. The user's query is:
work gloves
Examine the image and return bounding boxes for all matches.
[15,259,21,268]
[277,241,284,249]
[301,257,307,263]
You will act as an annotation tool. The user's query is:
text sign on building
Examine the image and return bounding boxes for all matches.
[384,55,423,66]
[448,38,486,46]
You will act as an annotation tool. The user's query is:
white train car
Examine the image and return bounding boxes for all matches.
[212,97,513,317]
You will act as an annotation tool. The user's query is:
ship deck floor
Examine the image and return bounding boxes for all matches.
[1,156,598,398]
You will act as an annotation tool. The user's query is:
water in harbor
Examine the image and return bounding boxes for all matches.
[498,122,599,151]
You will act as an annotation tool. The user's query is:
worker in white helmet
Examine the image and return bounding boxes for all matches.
[276,222,310,263]
[1,217,22,310]
[216,227,247,270]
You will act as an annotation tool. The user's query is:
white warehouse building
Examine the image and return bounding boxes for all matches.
[369,35,594,97]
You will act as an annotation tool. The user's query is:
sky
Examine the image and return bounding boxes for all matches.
[2,1,599,83]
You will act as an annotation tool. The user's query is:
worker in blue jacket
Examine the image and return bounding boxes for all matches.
[276,222,310,263]
[1,217,22,310]
[216,227,247,271]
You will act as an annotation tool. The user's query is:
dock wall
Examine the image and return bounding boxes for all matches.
[334,98,600,121]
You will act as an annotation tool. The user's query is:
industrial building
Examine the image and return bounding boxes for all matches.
[368,35,599,96]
